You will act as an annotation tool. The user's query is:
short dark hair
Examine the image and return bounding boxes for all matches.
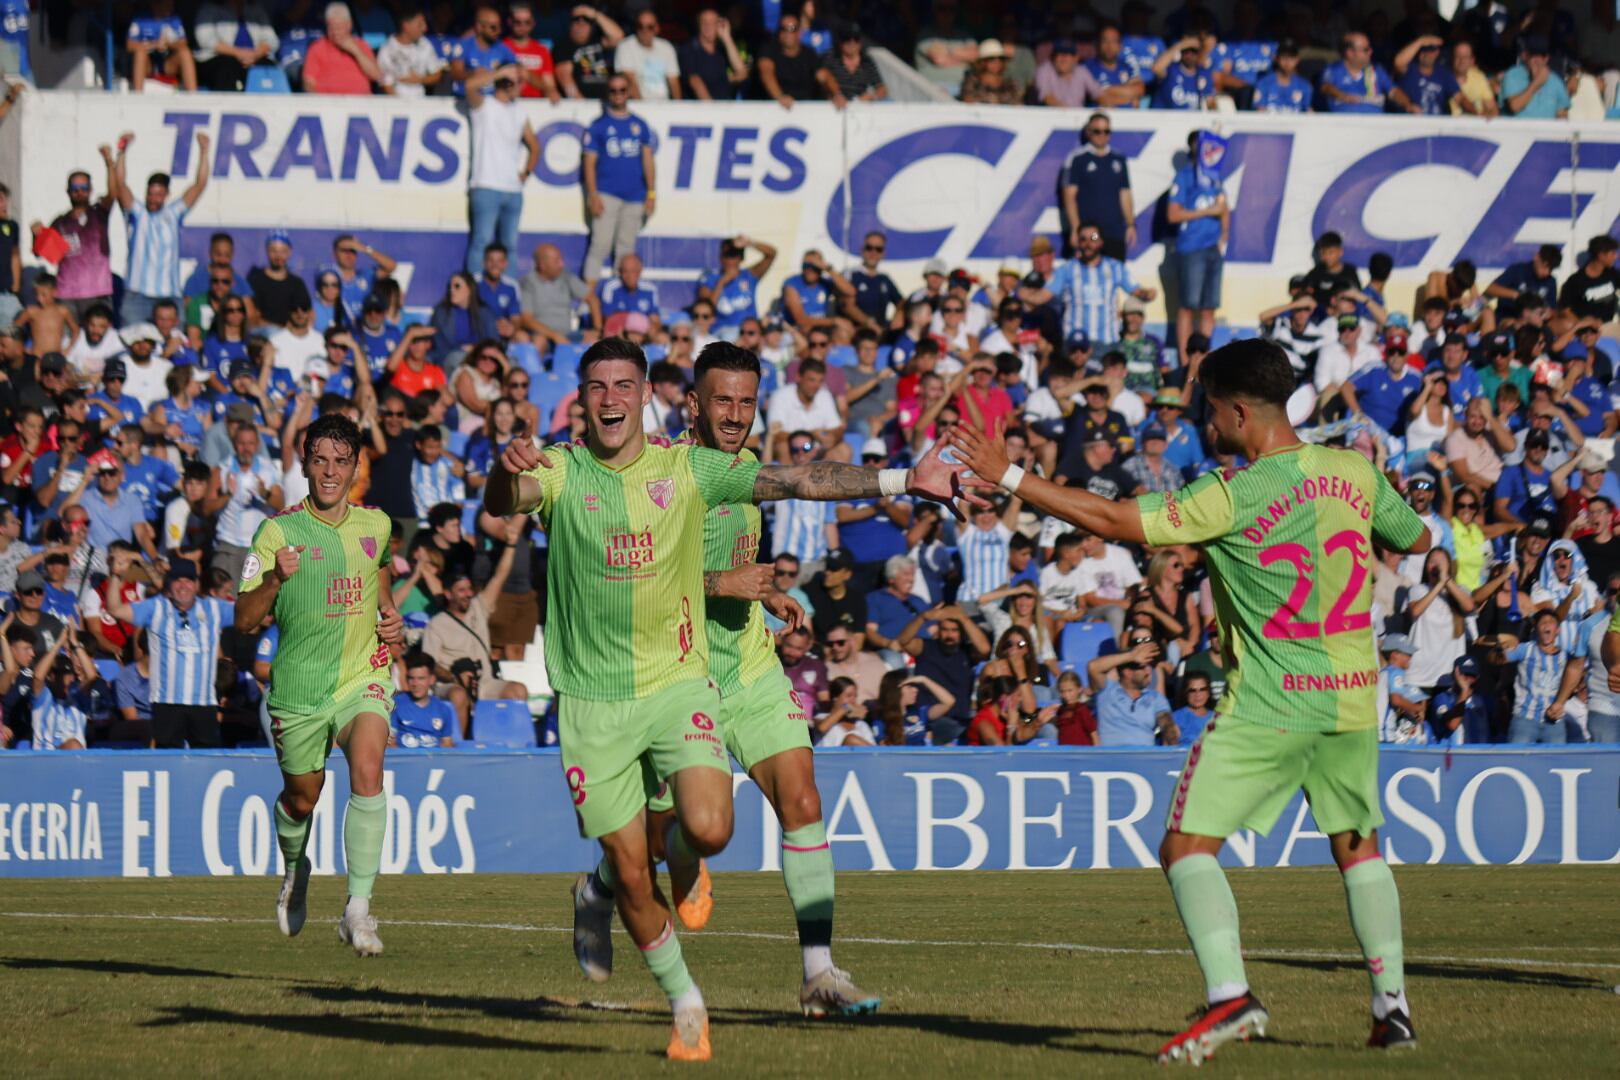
[428,502,461,530]
[994,351,1022,376]
[1589,235,1619,257]
[579,336,648,380]
[797,357,827,378]
[852,328,879,348]
[694,340,761,387]
[1009,532,1035,554]
[483,241,507,258]
[108,539,139,557]
[318,391,352,415]
[1537,243,1563,270]
[405,651,436,675]
[1368,252,1393,280]
[414,424,444,446]
[209,231,233,247]
[153,298,179,317]
[303,412,364,463]
[1054,531,1085,556]
[182,460,212,483]
[648,360,687,387]
[914,338,941,358]
[147,172,172,189]
[1197,339,1295,408]
[1316,231,1344,250]
[84,302,114,324]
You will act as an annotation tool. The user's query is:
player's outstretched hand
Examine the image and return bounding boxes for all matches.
[906,438,992,521]
[273,544,305,583]
[377,607,405,647]
[947,424,1012,495]
[763,590,805,633]
[500,435,550,475]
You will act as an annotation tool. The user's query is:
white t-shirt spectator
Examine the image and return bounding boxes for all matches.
[122,355,173,409]
[1111,387,1146,426]
[1313,339,1381,393]
[1039,561,1087,614]
[615,36,680,100]
[817,718,876,747]
[378,34,446,97]
[768,385,842,434]
[268,326,326,382]
[66,329,127,382]
[1077,543,1143,602]
[468,97,528,194]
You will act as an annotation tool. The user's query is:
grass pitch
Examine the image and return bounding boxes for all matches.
[1,867,1616,1076]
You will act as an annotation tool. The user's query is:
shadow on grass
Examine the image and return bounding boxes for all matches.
[139,1004,608,1053]
[293,984,594,1023]
[1,956,267,981]
[1252,956,1609,992]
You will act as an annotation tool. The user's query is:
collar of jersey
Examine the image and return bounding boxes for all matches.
[298,496,352,529]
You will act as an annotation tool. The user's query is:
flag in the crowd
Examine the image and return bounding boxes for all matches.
[1195,130,1230,186]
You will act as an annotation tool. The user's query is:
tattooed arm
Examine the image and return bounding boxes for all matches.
[751,461,885,502]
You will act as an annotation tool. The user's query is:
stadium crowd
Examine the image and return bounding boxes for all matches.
[6,0,1620,117]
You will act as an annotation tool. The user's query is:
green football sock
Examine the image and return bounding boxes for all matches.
[586,854,617,903]
[275,797,312,873]
[781,822,835,977]
[1167,853,1249,1003]
[344,792,386,901]
[641,920,700,1008]
[1342,856,1405,1002]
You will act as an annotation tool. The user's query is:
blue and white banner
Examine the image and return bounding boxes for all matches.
[0,747,1615,877]
[9,95,1620,324]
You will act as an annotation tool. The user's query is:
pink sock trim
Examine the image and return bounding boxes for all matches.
[1338,852,1384,874]
[639,920,674,952]
[781,841,830,853]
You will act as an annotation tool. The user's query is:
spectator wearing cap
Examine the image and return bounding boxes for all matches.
[1344,336,1424,435]
[1150,37,1215,110]
[248,231,312,330]
[1496,426,1558,526]
[696,235,777,335]
[1166,130,1228,363]
[350,293,401,378]
[193,0,278,91]
[1140,389,1202,474]
[1023,222,1155,350]
[1427,656,1492,745]
[959,38,1020,104]
[804,548,868,647]
[1114,295,1164,401]
[1123,424,1184,495]
[70,450,159,560]
[1500,36,1569,119]
[1476,330,1531,405]
[1060,113,1136,261]
[1085,23,1148,108]
[302,2,384,93]
[1376,634,1429,744]
[115,131,211,329]
[1321,31,1404,113]
[908,258,950,315]
[818,26,884,107]
[954,352,1014,437]
[1313,313,1382,407]
[107,562,230,748]
[42,156,117,322]
[1056,426,1139,503]
[895,604,990,745]
[1034,39,1096,108]
[1253,38,1310,112]
[87,357,144,433]
[1399,472,1456,579]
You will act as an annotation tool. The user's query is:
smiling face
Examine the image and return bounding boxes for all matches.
[691,367,759,456]
[304,434,357,513]
[581,358,650,458]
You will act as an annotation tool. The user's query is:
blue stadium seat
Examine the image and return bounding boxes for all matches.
[551,343,587,377]
[94,659,121,685]
[827,345,856,368]
[447,429,469,458]
[529,371,573,425]
[473,699,536,747]
[644,344,668,363]
[245,67,291,94]
[1060,621,1116,671]
[875,345,893,370]
[459,499,480,537]
[507,341,542,376]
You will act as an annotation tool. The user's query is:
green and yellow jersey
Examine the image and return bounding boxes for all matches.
[1138,444,1425,733]
[240,501,393,716]
[522,441,762,701]
[693,446,779,698]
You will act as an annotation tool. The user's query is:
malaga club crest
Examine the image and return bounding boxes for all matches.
[360,536,378,560]
[646,478,675,509]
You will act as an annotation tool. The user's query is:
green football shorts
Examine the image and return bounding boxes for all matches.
[559,678,730,839]
[1166,716,1384,839]
[646,667,813,814]
[269,676,394,776]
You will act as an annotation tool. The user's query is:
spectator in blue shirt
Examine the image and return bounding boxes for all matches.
[1392,35,1460,114]
[1087,633,1175,746]
[323,234,396,325]
[697,235,778,333]
[1486,244,1562,310]
[1320,32,1403,113]
[846,231,903,333]
[1252,38,1310,112]
[354,295,402,380]
[1346,348,1423,435]
[476,242,522,340]
[73,453,159,558]
[1500,37,1570,118]
[449,2,518,95]
[865,556,929,665]
[87,358,145,435]
[1173,673,1215,745]
[0,0,33,83]
[581,74,656,285]
[1083,23,1147,107]
[1061,115,1136,260]
[393,653,459,746]
[782,250,856,341]
[594,253,660,335]
[127,0,196,91]
[1150,40,1215,110]
[113,424,179,522]
[1166,131,1228,363]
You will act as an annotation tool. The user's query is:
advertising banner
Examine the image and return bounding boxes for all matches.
[9,94,1619,323]
[1,747,1615,878]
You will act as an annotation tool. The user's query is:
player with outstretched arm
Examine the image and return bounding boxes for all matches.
[483,336,976,1061]
[949,339,1431,1063]
[232,414,406,957]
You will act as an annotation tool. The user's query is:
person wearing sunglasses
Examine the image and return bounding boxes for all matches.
[501,1,560,100]
[1447,482,1514,590]
[696,235,778,333]
[555,4,627,101]
[1060,109,1136,260]
[47,152,118,323]
[843,230,902,332]
[1021,220,1156,350]
[614,9,680,100]
[781,249,855,343]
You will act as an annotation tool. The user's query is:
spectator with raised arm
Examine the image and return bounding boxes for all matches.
[114,131,210,326]
[555,5,625,100]
[465,63,540,278]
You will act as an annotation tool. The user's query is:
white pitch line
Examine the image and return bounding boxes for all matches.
[4,909,1620,972]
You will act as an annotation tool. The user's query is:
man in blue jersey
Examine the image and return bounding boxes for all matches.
[782,250,855,343]
[449,2,517,94]
[595,253,661,336]
[110,562,230,749]
[477,242,522,339]
[126,0,196,91]
[1084,23,1147,107]
[1253,38,1310,112]
[697,235,778,334]
[323,234,396,324]
[353,295,401,379]
[1151,39,1215,110]
[112,130,211,326]
[1021,223,1156,348]
[1321,31,1407,112]
[1166,132,1227,363]
[1345,346,1424,435]
[1061,113,1136,260]
[581,74,656,284]
[392,653,458,747]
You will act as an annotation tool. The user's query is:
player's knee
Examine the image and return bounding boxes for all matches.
[679,804,734,856]
[281,790,318,820]
[778,783,822,833]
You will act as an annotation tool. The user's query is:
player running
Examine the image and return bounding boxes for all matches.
[484,337,972,1061]
[569,341,880,1018]
[234,414,405,957]
[948,340,1429,1063]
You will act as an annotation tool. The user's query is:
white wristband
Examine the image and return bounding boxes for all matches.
[878,468,908,497]
[1000,463,1026,494]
